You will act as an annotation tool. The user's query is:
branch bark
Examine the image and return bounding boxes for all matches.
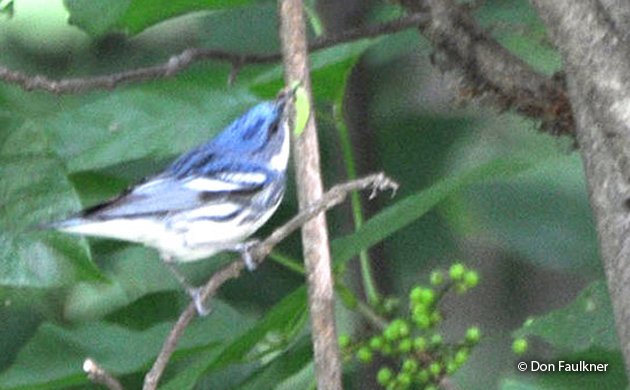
[0,13,427,94]
[278,0,343,388]
[141,173,397,390]
[531,0,630,374]
[401,0,574,138]
[83,358,123,390]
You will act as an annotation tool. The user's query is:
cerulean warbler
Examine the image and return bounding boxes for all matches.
[49,91,291,313]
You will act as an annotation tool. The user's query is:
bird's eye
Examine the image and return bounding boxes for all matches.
[269,119,281,134]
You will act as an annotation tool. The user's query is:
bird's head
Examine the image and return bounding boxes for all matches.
[168,92,292,177]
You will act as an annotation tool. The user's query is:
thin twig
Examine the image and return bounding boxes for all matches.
[0,13,428,94]
[279,0,345,388]
[142,173,398,390]
[83,358,123,390]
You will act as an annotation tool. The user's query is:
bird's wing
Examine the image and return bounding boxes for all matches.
[77,171,270,220]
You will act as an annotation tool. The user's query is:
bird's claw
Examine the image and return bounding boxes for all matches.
[188,287,212,316]
[236,240,260,271]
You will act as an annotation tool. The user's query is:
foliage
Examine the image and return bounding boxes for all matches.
[0,0,618,389]
[339,263,482,390]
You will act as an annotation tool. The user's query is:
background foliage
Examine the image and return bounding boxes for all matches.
[0,0,620,389]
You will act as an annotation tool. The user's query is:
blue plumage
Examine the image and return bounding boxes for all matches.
[50,92,291,269]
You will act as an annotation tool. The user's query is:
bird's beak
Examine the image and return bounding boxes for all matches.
[276,84,299,109]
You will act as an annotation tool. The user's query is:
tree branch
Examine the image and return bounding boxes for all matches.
[531,0,630,376]
[83,358,123,390]
[400,0,575,138]
[0,13,428,94]
[142,173,398,390]
[278,0,345,388]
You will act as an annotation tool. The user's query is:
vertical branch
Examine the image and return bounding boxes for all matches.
[278,0,343,389]
[531,0,630,374]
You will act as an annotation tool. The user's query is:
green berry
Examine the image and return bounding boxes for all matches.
[425,385,438,390]
[410,286,423,302]
[416,369,431,383]
[454,348,469,365]
[402,359,418,373]
[419,288,435,304]
[446,360,458,374]
[512,338,528,355]
[412,303,427,316]
[377,367,393,386]
[398,338,412,353]
[449,263,466,281]
[413,311,431,329]
[384,323,399,341]
[430,333,443,347]
[357,346,373,363]
[429,362,442,376]
[397,373,412,388]
[430,271,444,286]
[416,369,429,383]
[413,336,427,352]
[369,336,384,351]
[465,327,481,344]
[464,270,479,288]
[455,283,468,294]
[338,334,351,348]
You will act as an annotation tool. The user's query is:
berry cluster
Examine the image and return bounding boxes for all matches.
[339,263,481,390]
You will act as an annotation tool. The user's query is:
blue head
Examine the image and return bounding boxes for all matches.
[168,95,290,178]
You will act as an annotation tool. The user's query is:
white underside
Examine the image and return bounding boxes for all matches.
[59,118,290,262]
[59,201,281,262]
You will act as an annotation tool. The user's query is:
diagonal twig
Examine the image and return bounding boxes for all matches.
[83,358,123,390]
[142,173,398,390]
[0,13,428,94]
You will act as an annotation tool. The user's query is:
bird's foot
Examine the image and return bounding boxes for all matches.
[188,287,213,316]
[235,240,260,271]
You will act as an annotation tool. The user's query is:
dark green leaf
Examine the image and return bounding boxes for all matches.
[332,158,534,265]
[499,350,626,389]
[161,286,307,389]
[514,281,619,351]
[0,123,99,288]
[237,335,313,390]
[119,0,258,35]
[42,86,258,173]
[456,154,598,270]
[252,39,377,100]
[0,300,250,389]
[64,0,131,37]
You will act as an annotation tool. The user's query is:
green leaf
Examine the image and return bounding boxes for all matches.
[455,153,598,270]
[514,281,619,351]
[42,85,258,173]
[63,246,175,321]
[537,350,627,389]
[64,0,131,37]
[162,286,308,390]
[476,0,561,74]
[293,85,310,137]
[0,301,251,389]
[252,39,377,100]
[331,157,534,265]
[0,122,99,288]
[237,335,313,390]
[499,350,627,389]
[119,0,257,35]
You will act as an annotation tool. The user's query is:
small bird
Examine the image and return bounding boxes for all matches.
[48,90,292,314]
